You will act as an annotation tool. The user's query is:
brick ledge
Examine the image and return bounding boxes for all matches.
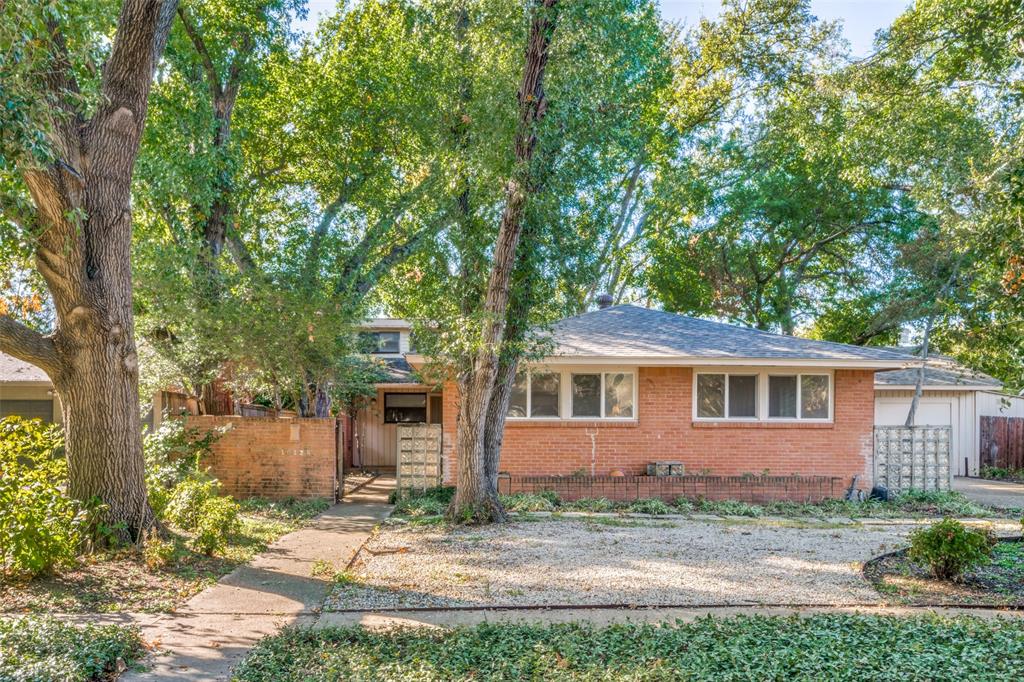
[692,421,835,430]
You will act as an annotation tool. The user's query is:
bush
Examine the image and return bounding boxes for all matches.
[163,476,222,530]
[142,529,175,571]
[0,615,144,682]
[627,498,673,515]
[567,497,616,513]
[501,491,559,512]
[695,498,765,517]
[894,490,989,517]
[673,497,695,513]
[391,486,456,517]
[908,518,994,581]
[0,417,87,579]
[144,420,221,518]
[191,496,242,556]
[239,497,331,521]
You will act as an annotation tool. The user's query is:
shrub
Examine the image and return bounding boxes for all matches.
[567,497,616,513]
[672,497,695,513]
[501,491,560,512]
[908,518,994,581]
[628,498,673,515]
[391,486,456,517]
[695,498,764,517]
[191,496,242,556]
[0,615,144,682]
[0,417,88,578]
[145,420,221,518]
[163,476,222,530]
[894,490,989,518]
[239,497,331,521]
[142,529,175,572]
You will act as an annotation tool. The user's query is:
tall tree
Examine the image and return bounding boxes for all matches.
[0,0,179,541]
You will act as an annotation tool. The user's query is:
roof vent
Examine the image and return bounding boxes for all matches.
[596,293,614,310]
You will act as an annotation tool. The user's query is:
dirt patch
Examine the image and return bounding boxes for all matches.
[0,515,295,614]
[324,518,935,610]
[864,537,1024,607]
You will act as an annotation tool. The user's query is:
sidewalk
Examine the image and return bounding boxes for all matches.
[124,476,394,681]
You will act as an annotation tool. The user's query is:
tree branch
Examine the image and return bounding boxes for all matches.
[177,6,223,102]
[0,315,60,376]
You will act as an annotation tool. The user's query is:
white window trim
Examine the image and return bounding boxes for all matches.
[693,368,833,423]
[506,366,638,421]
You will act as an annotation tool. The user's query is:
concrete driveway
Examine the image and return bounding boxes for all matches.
[954,476,1024,510]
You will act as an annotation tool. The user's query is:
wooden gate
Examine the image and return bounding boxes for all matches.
[396,424,442,495]
[980,416,1024,471]
[873,425,951,493]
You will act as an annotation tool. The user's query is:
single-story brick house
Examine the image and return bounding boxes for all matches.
[351,306,922,497]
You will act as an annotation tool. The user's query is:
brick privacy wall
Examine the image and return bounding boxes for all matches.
[442,368,876,497]
[184,416,336,500]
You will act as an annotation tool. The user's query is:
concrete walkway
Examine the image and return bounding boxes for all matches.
[954,476,1024,509]
[124,477,394,681]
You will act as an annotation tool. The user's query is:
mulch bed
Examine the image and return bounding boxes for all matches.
[864,537,1024,607]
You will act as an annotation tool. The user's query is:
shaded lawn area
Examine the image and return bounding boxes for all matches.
[0,498,329,614]
[0,615,144,682]
[866,538,1024,607]
[235,615,1024,681]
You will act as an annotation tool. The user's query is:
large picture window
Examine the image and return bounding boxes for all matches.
[383,393,426,423]
[508,369,636,420]
[699,371,832,421]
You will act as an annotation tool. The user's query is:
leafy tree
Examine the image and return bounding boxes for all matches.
[0,0,180,541]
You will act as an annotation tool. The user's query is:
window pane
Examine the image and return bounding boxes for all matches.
[572,374,601,417]
[768,376,797,418]
[508,371,528,418]
[696,374,725,418]
[604,373,634,418]
[384,393,426,423]
[801,375,829,419]
[530,372,560,417]
[728,375,757,418]
[385,393,426,408]
[376,332,400,353]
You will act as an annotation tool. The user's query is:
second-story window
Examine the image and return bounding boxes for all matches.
[360,331,400,354]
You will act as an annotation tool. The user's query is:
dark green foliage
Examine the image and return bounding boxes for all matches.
[391,487,456,517]
[909,518,994,581]
[0,616,144,682]
[235,615,1024,681]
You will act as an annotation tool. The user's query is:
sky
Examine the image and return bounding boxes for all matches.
[297,0,911,57]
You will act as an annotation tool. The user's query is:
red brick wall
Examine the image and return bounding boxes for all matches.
[184,416,337,500]
[442,368,875,495]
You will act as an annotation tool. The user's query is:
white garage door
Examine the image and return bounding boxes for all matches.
[875,398,953,427]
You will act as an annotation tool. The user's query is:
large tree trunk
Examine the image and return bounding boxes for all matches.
[449,0,558,523]
[0,0,180,543]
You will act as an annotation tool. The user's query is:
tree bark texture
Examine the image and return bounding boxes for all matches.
[0,0,180,542]
[449,0,558,523]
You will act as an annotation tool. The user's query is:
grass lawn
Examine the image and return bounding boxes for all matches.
[0,615,144,682]
[234,614,1024,681]
[866,538,1024,607]
[0,498,329,614]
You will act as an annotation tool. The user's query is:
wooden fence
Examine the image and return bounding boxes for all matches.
[873,425,951,493]
[396,424,442,495]
[980,416,1024,471]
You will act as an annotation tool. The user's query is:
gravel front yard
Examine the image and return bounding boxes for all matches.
[323,517,995,610]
